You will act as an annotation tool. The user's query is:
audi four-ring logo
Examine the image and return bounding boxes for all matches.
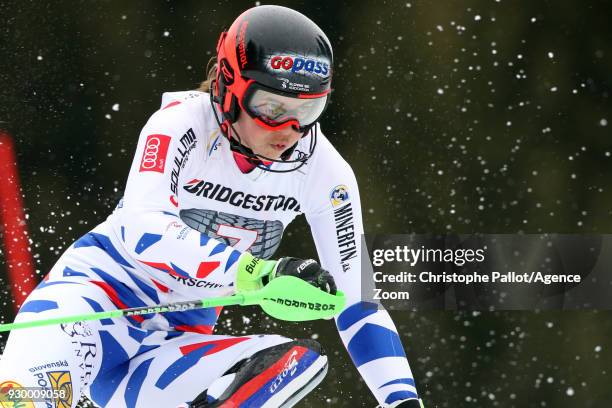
[139,134,171,173]
[141,137,162,169]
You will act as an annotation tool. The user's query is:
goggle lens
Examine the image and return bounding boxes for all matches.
[247,89,328,128]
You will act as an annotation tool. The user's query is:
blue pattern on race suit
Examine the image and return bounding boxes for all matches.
[0,91,418,408]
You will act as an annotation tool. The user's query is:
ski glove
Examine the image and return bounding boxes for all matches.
[236,253,337,294]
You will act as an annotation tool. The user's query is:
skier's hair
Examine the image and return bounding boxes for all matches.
[198,57,217,93]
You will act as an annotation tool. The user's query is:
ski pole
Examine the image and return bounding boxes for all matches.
[0,276,346,332]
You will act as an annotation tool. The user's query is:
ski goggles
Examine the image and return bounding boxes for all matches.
[241,83,330,131]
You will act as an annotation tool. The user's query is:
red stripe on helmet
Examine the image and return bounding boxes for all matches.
[222,16,245,77]
[217,17,252,117]
[216,31,227,53]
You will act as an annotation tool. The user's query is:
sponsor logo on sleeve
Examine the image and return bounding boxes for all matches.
[333,201,357,272]
[139,134,171,173]
[330,185,349,208]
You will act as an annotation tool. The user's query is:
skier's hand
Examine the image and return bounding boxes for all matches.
[235,253,337,295]
[271,257,337,295]
[235,252,277,292]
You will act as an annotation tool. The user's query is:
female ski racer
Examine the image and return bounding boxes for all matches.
[0,5,423,408]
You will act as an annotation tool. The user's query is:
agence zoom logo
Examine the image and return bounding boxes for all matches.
[139,134,171,173]
[270,56,329,77]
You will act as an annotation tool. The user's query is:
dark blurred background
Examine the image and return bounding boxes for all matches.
[1,0,612,407]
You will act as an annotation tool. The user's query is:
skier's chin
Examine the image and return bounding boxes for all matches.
[253,146,284,160]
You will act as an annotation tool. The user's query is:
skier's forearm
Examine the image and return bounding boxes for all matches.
[336,301,420,406]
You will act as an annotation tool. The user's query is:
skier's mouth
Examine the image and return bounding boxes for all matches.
[271,143,287,151]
